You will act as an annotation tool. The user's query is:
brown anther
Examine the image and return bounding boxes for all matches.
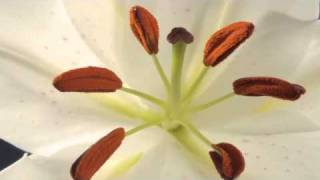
[167,27,194,44]
[71,128,125,180]
[130,5,159,54]
[53,66,122,93]
[233,77,306,100]
[209,143,245,180]
[204,22,254,67]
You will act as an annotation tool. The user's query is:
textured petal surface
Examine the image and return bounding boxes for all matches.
[222,0,318,23]
[0,0,144,154]
[63,0,318,98]
[1,127,165,180]
[0,155,70,180]
[205,131,320,180]
[110,132,217,180]
[1,1,320,180]
[183,0,318,92]
[194,15,320,135]
[0,0,106,72]
[62,0,226,98]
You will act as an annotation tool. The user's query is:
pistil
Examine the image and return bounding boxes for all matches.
[167,27,194,103]
[158,27,195,132]
[170,41,186,102]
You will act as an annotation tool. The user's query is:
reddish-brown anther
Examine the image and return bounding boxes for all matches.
[204,22,254,67]
[53,66,122,93]
[233,77,306,100]
[130,5,159,54]
[71,128,125,180]
[209,143,245,180]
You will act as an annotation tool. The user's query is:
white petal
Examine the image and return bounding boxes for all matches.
[0,55,144,154]
[241,25,320,134]
[0,0,150,154]
[192,15,320,135]
[197,13,316,95]
[0,155,71,180]
[62,0,226,97]
[0,127,165,180]
[0,0,106,71]
[222,0,318,24]
[206,131,320,179]
[288,24,320,120]
[0,54,133,154]
[197,108,320,135]
[112,132,217,180]
[185,0,318,91]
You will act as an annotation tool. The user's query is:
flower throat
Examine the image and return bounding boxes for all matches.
[53,5,305,180]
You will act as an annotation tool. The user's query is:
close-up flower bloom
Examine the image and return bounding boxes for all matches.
[1,0,320,180]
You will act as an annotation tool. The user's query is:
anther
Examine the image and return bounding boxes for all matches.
[130,6,159,54]
[53,66,122,93]
[209,143,245,180]
[71,128,125,180]
[204,22,254,67]
[233,77,306,100]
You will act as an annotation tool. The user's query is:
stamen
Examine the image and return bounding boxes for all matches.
[53,66,122,93]
[151,55,171,92]
[71,128,125,180]
[168,27,193,102]
[178,121,213,148]
[209,143,245,180]
[233,77,306,100]
[182,66,209,101]
[191,92,235,112]
[170,126,213,165]
[120,87,166,107]
[130,6,159,54]
[125,120,163,137]
[182,22,254,102]
[204,22,254,66]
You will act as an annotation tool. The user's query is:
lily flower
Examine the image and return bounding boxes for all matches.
[1,0,320,180]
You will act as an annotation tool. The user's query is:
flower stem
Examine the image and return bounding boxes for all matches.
[126,120,163,137]
[121,87,165,107]
[170,42,186,102]
[152,55,170,93]
[183,66,209,101]
[191,92,235,112]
